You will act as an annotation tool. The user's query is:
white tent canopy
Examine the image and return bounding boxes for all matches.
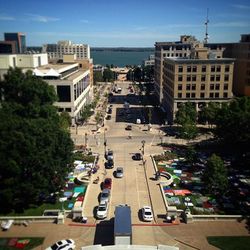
[45,68,61,77]
[33,68,45,76]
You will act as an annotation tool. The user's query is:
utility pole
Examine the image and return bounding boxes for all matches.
[141,140,145,155]
[85,133,88,148]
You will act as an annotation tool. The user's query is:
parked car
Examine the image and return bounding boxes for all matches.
[115,167,124,178]
[103,178,112,189]
[106,158,114,169]
[96,201,108,219]
[141,206,153,222]
[107,108,112,114]
[106,150,114,160]
[106,115,111,120]
[125,125,132,130]
[45,239,75,250]
[100,188,111,203]
[132,153,142,161]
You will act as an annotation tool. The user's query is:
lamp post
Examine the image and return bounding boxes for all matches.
[104,128,107,153]
[84,133,88,148]
[141,140,145,156]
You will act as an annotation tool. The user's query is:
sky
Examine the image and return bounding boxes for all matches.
[0,0,249,47]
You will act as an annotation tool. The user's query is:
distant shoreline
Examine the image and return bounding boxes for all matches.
[91,47,154,52]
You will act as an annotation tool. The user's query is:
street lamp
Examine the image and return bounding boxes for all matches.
[104,128,107,153]
[141,140,145,155]
[84,133,88,148]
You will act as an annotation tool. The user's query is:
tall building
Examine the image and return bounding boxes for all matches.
[224,34,250,96]
[162,43,234,124]
[0,41,18,54]
[42,40,90,60]
[154,35,196,104]
[33,54,92,124]
[4,32,26,53]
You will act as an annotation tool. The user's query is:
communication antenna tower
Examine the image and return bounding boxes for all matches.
[204,8,209,44]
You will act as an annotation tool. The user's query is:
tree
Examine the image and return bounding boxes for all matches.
[175,102,197,139]
[142,65,154,82]
[199,102,220,126]
[93,71,103,84]
[59,111,72,130]
[0,68,74,213]
[103,68,114,82]
[214,97,250,151]
[133,67,142,82]
[202,154,228,194]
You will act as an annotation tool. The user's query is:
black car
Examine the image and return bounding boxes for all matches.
[132,153,142,161]
[106,159,114,169]
[125,125,132,130]
[106,115,111,120]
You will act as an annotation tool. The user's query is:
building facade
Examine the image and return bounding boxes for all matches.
[42,40,90,60]
[143,54,155,67]
[162,44,234,124]
[34,57,92,124]
[154,35,196,104]
[4,32,26,53]
[0,53,48,79]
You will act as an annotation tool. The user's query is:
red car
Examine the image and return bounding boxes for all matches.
[103,178,112,189]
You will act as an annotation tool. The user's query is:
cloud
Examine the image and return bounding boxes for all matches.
[231,4,250,10]
[26,14,60,23]
[80,19,89,23]
[0,13,15,21]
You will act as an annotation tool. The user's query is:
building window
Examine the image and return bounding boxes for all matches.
[210,93,214,98]
[200,92,205,98]
[210,75,215,81]
[178,84,182,90]
[57,85,71,102]
[225,65,230,72]
[163,53,166,57]
[202,66,206,72]
[224,75,229,81]
[191,93,196,98]
[223,92,228,98]
[215,93,219,98]
[201,84,205,90]
[65,108,71,112]
[211,66,216,72]
[186,93,191,98]
[193,66,197,72]
[216,75,221,81]
[201,75,206,81]
[215,84,220,90]
[216,66,221,72]
[178,66,183,72]
[224,84,228,90]
[178,93,182,98]
[187,75,191,81]
[192,75,197,81]
[186,84,191,90]
[187,66,192,72]
[191,84,196,90]
[210,84,215,90]
[178,75,183,81]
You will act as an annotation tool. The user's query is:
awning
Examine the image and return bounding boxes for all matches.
[33,68,45,76]
[45,68,61,77]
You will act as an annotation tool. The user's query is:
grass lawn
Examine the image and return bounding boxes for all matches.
[207,236,250,250]
[0,237,44,250]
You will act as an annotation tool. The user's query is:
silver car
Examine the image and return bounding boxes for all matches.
[116,167,124,178]
[100,188,110,203]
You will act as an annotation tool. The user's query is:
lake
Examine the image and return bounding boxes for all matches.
[91,50,154,67]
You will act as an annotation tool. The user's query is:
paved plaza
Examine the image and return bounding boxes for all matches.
[0,81,249,250]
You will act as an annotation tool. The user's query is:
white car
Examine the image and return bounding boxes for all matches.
[96,201,108,219]
[141,206,153,222]
[45,239,75,250]
[115,167,124,178]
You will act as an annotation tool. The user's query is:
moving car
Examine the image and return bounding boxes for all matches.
[106,150,114,160]
[132,153,142,161]
[96,201,108,219]
[125,125,132,130]
[100,188,111,203]
[103,178,112,189]
[45,239,75,250]
[141,206,153,222]
[115,167,124,178]
[106,158,114,169]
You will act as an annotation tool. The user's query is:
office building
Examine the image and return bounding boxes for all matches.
[0,53,48,79]
[42,40,90,60]
[4,32,26,53]
[143,54,155,67]
[154,35,196,104]
[162,43,234,124]
[33,55,92,124]
[0,41,18,54]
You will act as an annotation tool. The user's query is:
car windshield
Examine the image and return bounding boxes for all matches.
[117,169,123,173]
[98,206,106,211]
[145,211,152,215]
[102,193,109,197]
[51,244,58,250]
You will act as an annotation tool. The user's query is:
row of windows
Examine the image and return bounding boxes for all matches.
[163,53,188,58]
[178,83,229,91]
[178,65,230,73]
[177,74,230,82]
[177,92,228,98]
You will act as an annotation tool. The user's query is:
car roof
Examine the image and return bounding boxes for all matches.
[102,188,110,193]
